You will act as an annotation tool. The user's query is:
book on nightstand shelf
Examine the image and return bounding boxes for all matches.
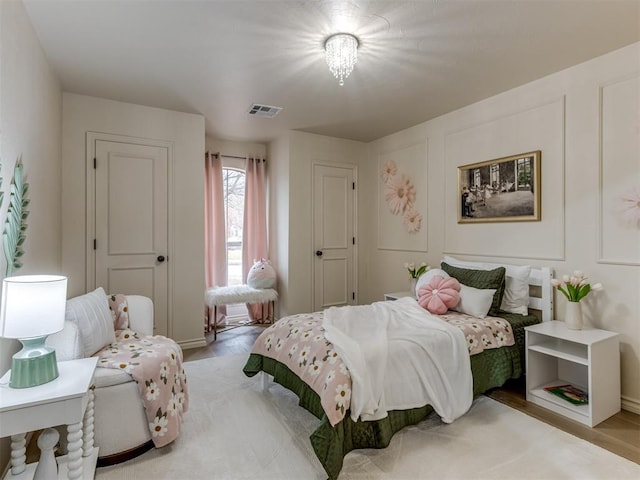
[543,384,589,405]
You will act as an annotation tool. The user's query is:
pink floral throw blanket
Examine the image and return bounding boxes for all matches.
[94,295,189,448]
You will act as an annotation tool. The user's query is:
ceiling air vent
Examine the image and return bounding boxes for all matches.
[248,103,282,118]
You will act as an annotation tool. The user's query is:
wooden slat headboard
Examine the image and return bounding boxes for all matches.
[479,262,553,322]
[527,266,554,322]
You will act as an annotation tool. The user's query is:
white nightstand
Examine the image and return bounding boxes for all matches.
[525,321,620,427]
[0,357,99,479]
[383,291,413,301]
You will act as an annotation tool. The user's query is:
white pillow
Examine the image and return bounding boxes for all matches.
[442,255,484,270]
[46,321,82,361]
[415,268,450,298]
[453,284,496,319]
[65,287,116,357]
[443,255,531,315]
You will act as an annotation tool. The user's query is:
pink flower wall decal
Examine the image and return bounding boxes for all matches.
[403,209,423,233]
[620,186,640,228]
[381,157,424,235]
[401,174,416,207]
[380,160,397,184]
[385,174,414,215]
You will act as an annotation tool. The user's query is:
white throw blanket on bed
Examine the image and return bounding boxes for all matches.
[323,297,473,424]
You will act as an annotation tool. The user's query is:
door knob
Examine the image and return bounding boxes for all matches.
[315,250,323,257]
[157,255,166,263]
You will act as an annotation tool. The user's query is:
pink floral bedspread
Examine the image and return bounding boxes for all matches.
[252,308,515,426]
[437,312,515,355]
[251,312,352,426]
[94,295,189,448]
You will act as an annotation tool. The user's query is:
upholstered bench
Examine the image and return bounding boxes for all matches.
[205,285,277,339]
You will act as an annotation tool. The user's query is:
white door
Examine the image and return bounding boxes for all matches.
[94,139,169,335]
[313,163,356,311]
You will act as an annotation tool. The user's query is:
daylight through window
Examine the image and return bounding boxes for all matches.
[222,168,245,286]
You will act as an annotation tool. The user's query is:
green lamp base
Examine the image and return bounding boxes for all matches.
[10,336,59,388]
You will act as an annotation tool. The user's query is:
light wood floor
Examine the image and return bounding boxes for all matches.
[183,325,640,465]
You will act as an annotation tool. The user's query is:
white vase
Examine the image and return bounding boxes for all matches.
[565,301,583,330]
[409,277,418,297]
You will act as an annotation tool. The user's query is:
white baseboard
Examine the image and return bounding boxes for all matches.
[621,395,640,415]
[178,338,207,351]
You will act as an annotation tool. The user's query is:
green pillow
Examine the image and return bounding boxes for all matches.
[440,262,506,315]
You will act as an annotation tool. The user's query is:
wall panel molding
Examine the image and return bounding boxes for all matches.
[443,96,568,139]
[443,250,565,262]
[443,96,566,260]
[377,140,428,253]
[597,74,640,266]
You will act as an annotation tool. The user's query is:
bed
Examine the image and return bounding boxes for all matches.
[243,261,553,480]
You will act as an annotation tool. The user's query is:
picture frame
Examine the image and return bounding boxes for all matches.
[457,151,541,223]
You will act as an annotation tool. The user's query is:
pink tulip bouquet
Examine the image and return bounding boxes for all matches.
[551,271,603,302]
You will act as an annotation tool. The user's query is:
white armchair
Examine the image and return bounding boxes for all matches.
[47,294,155,464]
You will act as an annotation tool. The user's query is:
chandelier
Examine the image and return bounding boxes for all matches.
[324,33,359,86]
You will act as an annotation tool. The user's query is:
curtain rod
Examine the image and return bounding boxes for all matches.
[222,154,267,162]
[207,151,266,162]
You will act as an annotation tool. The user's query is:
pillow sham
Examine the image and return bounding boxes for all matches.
[443,255,530,315]
[65,287,116,357]
[452,284,497,319]
[417,275,461,315]
[440,262,505,315]
[415,268,450,297]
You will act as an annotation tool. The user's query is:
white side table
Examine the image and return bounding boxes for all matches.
[383,291,413,301]
[0,357,99,479]
[525,321,620,427]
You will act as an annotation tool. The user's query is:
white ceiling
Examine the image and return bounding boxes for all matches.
[23,0,640,143]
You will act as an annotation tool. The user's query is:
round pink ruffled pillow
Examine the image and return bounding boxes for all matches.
[417,275,461,315]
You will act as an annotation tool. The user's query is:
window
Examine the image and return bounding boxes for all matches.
[490,163,500,190]
[516,157,532,190]
[222,168,245,286]
[473,168,481,188]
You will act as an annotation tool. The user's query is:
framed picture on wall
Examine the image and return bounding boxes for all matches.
[458,151,541,223]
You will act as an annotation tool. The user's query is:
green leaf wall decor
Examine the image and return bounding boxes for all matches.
[0,159,4,209]
[3,159,29,276]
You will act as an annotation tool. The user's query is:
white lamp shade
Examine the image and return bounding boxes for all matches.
[0,275,67,339]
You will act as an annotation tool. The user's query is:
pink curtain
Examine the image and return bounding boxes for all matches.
[242,156,269,321]
[204,152,227,327]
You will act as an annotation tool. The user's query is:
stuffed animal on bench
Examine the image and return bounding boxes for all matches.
[247,258,276,289]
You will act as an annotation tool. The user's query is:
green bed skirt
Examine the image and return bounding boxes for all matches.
[243,312,538,480]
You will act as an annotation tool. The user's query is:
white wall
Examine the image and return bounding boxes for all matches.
[267,134,290,317]
[0,0,63,469]
[269,131,367,316]
[364,42,640,412]
[62,93,206,348]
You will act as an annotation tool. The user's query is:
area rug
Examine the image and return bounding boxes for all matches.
[96,354,639,480]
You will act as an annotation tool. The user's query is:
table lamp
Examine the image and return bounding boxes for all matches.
[0,275,67,388]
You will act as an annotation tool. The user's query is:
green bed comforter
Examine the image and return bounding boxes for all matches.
[243,312,538,480]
